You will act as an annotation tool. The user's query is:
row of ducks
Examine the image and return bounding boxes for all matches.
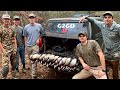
[30,53,81,72]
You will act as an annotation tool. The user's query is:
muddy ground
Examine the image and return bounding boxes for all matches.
[0,51,119,79]
[0,51,74,79]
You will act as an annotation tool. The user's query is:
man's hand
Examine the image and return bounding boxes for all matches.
[82,63,91,71]
[114,52,120,58]
[79,16,88,23]
[98,70,106,78]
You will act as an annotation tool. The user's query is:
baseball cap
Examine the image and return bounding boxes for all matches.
[78,31,87,37]
[2,14,10,19]
[13,15,20,20]
[103,11,113,17]
[28,13,36,18]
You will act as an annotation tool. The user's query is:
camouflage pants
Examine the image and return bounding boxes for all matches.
[26,44,39,78]
[1,50,17,79]
[104,51,120,79]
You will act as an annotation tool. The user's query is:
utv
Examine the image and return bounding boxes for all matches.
[30,16,103,74]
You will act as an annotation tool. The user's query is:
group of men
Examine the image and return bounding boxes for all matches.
[0,13,43,79]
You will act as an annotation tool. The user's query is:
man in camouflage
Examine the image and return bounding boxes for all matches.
[79,11,120,79]
[72,32,107,79]
[0,14,17,79]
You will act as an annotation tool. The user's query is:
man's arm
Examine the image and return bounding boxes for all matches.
[79,56,91,70]
[12,32,17,54]
[97,51,107,78]
[79,16,94,23]
[79,16,103,28]
[22,26,27,47]
[40,24,44,36]
[24,36,27,47]
[93,40,106,70]
[79,57,85,65]
[117,26,120,37]
[12,29,17,50]
[0,29,6,53]
[13,36,17,49]
[98,51,106,70]
[0,42,5,53]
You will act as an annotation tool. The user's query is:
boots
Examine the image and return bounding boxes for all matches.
[10,70,17,79]
[0,66,9,79]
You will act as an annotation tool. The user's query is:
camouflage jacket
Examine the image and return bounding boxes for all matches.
[86,17,120,53]
[0,25,16,52]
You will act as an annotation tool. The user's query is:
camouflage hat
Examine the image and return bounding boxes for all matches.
[13,15,20,20]
[78,31,87,37]
[103,11,113,17]
[28,13,36,18]
[2,14,10,19]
